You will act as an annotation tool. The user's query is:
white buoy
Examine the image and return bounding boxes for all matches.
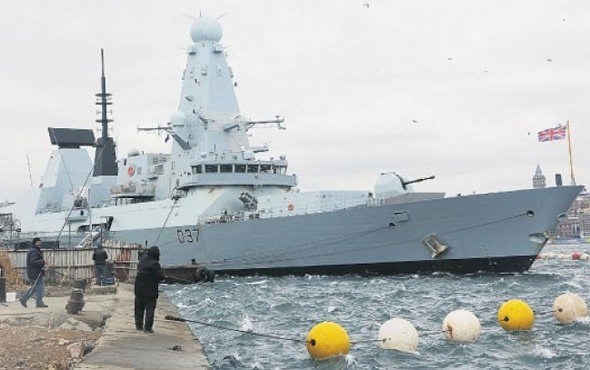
[553,293,588,324]
[545,252,555,259]
[571,294,588,319]
[378,318,418,352]
[442,309,481,342]
[539,253,547,259]
[580,253,590,260]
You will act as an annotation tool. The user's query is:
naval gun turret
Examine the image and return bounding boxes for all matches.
[374,173,441,204]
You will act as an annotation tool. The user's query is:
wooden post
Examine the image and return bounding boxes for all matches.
[566,121,576,185]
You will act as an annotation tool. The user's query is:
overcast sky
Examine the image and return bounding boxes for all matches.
[1,0,589,202]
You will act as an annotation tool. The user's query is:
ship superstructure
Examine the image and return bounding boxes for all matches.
[4,17,583,275]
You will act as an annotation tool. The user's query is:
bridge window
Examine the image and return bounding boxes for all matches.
[247,164,259,173]
[220,164,233,173]
[235,164,246,173]
[205,164,218,173]
[192,165,202,174]
[260,164,271,173]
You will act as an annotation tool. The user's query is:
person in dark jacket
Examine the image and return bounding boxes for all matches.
[134,246,166,333]
[19,237,49,308]
[92,245,109,286]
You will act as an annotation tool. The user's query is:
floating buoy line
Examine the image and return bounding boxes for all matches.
[161,291,590,362]
[537,252,590,260]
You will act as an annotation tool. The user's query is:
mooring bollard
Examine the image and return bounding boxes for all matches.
[73,278,87,292]
[66,288,85,314]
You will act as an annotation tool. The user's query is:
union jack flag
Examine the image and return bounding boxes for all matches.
[538,125,567,142]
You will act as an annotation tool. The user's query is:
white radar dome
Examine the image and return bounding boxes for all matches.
[170,111,186,127]
[190,16,222,43]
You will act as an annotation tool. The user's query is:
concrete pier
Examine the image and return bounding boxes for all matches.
[0,283,209,369]
[76,284,210,369]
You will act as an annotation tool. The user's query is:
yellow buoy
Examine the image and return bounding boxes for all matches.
[553,293,589,324]
[497,299,534,331]
[306,322,350,360]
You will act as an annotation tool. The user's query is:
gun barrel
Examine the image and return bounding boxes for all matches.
[137,126,170,132]
[403,175,436,186]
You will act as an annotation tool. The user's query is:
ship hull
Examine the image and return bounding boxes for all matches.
[215,255,537,276]
[105,185,581,275]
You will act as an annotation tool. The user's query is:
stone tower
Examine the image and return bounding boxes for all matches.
[533,164,546,189]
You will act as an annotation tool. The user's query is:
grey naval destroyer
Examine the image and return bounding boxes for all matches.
[4,17,583,275]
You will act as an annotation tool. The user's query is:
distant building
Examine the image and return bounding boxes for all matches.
[532,164,546,189]
[554,189,590,241]
[534,163,590,241]
[531,165,590,242]
[579,213,590,238]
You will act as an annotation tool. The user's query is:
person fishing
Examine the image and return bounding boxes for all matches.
[19,237,49,308]
[134,246,166,333]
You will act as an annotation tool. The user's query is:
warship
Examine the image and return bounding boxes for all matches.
[4,17,583,275]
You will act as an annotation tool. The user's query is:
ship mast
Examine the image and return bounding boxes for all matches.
[98,49,110,143]
[93,49,117,177]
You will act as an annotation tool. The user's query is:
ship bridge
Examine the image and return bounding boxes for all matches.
[179,160,296,188]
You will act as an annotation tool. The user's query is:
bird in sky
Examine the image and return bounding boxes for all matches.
[547,58,553,62]
[412,119,418,124]
[363,2,370,8]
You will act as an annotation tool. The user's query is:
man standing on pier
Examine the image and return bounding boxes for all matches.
[19,237,49,308]
[92,245,109,286]
[134,246,165,333]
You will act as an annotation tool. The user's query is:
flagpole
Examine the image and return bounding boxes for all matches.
[566,120,576,185]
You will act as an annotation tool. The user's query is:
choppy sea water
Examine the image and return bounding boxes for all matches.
[164,244,590,370]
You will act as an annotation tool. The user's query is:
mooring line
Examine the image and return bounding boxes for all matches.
[165,314,306,343]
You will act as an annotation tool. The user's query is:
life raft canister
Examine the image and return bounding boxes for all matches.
[128,166,135,177]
